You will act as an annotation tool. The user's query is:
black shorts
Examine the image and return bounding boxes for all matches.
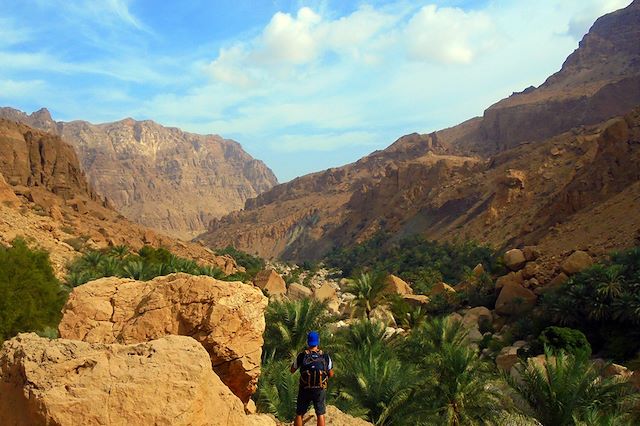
[296,388,327,416]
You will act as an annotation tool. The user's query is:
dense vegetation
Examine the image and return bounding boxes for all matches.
[0,239,67,341]
[325,233,500,294]
[541,247,640,361]
[65,245,233,286]
[255,298,638,425]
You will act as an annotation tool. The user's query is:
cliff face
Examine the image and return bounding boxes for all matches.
[0,109,278,239]
[0,120,239,276]
[197,1,640,261]
[455,0,640,154]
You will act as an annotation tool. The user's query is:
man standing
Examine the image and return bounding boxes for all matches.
[290,331,334,426]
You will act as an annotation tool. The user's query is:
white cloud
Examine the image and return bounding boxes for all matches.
[405,5,496,64]
[0,79,46,99]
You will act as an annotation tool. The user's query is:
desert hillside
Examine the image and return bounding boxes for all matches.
[198,0,640,261]
[0,108,278,239]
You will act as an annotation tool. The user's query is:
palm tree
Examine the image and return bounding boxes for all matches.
[108,245,130,260]
[506,349,636,426]
[254,358,299,422]
[401,316,468,363]
[97,256,121,277]
[417,342,504,426]
[333,343,419,425]
[263,298,330,361]
[345,271,389,320]
[122,260,145,280]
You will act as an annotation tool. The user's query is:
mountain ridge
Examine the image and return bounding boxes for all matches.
[0,107,279,239]
[197,0,640,262]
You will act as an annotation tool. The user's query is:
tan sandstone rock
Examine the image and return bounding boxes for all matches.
[496,346,520,372]
[495,282,537,315]
[288,282,313,300]
[496,271,524,289]
[402,294,430,308]
[561,251,594,275]
[504,249,526,271]
[314,282,337,302]
[535,272,569,295]
[0,333,260,426]
[383,275,413,295]
[58,273,267,403]
[303,405,373,426]
[430,282,456,296]
[254,269,287,297]
[0,173,19,207]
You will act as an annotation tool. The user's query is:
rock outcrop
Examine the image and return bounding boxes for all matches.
[0,109,278,239]
[58,273,267,403]
[0,333,274,426]
[254,269,287,297]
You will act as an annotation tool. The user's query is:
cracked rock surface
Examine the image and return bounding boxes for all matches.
[58,273,268,403]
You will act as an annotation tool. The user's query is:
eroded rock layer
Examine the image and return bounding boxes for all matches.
[58,273,268,403]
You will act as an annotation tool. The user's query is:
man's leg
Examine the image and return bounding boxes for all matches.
[313,389,327,426]
[295,389,310,426]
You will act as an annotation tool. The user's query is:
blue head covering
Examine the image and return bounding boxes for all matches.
[307,330,320,347]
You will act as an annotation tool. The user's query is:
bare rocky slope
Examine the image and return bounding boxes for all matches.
[198,1,640,261]
[0,119,239,276]
[0,108,278,239]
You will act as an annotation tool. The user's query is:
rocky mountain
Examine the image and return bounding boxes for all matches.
[198,1,640,261]
[0,119,239,275]
[0,108,278,239]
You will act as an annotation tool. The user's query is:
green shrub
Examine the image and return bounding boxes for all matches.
[66,245,229,286]
[537,326,591,356]
[541,246,640,360]
[0,239,67,341]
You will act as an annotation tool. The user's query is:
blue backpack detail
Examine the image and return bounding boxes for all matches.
[300,349,328,389]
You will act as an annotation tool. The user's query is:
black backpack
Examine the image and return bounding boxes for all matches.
[299,349,328,389]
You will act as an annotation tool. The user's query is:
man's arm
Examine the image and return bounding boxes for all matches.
[327,354,335,378]
[290,353,300,374]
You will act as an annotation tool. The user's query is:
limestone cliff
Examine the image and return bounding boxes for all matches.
[0,109,278,239]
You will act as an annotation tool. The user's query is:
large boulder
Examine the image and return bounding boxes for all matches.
[495,271,524,289]
[535,272,569,295]
[58,273,267,403]
[496,345,520,372]
[0,333,273,426]
[314,282,337,302]
[504,249,526,271]
[495,282,537,315]
[303,405,372,426]
[402,294,430,308]
[287,282,313,300]
[430,282,456,297]
[253,269,287,296]
[561,251,594,275]
[383,275,413,295]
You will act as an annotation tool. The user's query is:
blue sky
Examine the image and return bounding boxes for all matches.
[0,0,632,182]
